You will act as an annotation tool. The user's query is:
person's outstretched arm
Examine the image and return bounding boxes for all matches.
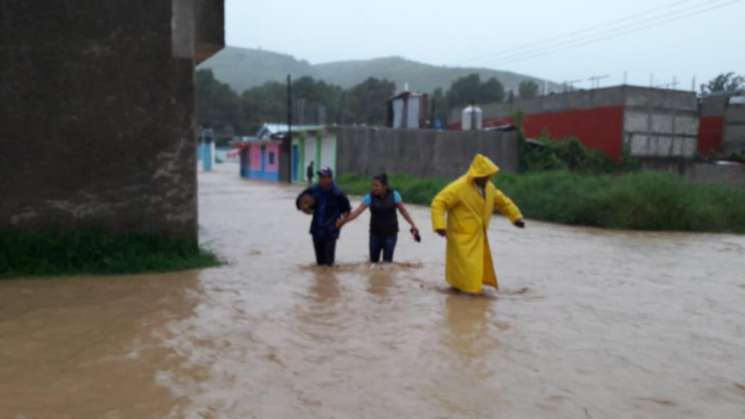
[335,192,352,227]
[338,203,368,228]
[493,188,525,228]
[396,203,418,231]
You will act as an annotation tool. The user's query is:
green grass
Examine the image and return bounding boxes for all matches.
[337,171,745,234]
[0,231,221,279]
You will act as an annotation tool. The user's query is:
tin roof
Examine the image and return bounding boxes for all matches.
[257,123,325,140]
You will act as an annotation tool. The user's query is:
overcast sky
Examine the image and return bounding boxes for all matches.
[226,0,744,89]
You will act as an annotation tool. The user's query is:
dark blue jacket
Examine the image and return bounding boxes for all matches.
[297,184,351,240]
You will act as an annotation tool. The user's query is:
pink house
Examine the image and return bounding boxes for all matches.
[239,140,281,181]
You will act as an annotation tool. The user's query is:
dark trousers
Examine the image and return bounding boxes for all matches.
[370,234,397,263]
[313,236,337,266]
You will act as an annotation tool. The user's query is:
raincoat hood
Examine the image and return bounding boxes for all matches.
[466,154,500,179]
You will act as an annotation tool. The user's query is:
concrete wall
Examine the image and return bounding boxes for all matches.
[336,127,519,181]
[623,111,699,158]
[622,87,699,159]
[321,136,337,172]
[687,163,745,189]
[0,0,225,239]
[723,104,745,154]
[194,0,225,64]
[291,134,337,183]
[698,95,745,155]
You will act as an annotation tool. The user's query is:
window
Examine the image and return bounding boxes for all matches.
[268,152,275,165]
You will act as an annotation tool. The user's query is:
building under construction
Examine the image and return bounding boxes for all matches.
[450,86,701,162]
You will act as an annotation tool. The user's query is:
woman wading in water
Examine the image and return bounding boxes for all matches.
[337,174,420,263]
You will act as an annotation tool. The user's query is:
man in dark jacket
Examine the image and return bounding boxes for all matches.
[296,167,351,266]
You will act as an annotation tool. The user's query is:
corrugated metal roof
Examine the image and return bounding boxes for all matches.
[257,123,325,140]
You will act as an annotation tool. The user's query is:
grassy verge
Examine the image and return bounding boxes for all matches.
[337,171,745,234]
[0,231,220,279]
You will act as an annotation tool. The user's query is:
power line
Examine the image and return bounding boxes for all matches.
[473,0,740,66]
[460,0,697,64]
[476,0,744,68]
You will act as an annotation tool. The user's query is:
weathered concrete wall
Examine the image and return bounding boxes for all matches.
[623,111,699,158]
[195,0,225,64]
[0,0,224,239]
[723,104,745,154]
[622,87,699,159]
[687,163,745,189]
[640,159,745,189]
[336,127,519,181]
[449,86,627,124]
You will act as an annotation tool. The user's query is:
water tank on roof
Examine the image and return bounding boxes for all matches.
[461,104,483,131]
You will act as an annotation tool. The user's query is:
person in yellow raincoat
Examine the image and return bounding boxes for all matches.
[431,154,525,294]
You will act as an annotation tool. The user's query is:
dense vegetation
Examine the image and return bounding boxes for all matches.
[196,59,550,137]
[336,131,745,234]
[518,135,640,173]
[197,69,396,136]
[0,231,220,279]
[337,171,745,234]
[700,72,744,95]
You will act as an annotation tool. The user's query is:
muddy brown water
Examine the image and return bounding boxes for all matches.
[2,164,744,418]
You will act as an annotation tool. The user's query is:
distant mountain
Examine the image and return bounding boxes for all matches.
[198,47,315,93]
[313,56,556,94]
[199,46,559,94]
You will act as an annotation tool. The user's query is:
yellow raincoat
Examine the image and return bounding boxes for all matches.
[431,154,523,293]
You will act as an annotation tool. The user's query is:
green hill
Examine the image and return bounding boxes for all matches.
[199,46,558,94]
[198,47,315,93]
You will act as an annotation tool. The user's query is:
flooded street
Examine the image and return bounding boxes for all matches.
[2,164,745,419]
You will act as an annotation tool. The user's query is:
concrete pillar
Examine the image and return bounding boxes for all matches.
[0,0,225,240]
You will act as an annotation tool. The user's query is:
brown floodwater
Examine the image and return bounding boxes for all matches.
[2,163,745,418]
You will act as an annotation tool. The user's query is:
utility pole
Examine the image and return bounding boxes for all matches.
[623,71,628,85]
[588,74,610,89]
[691,76,696,92]
[670,76,679,90]
[285,74,293,183]
[287,74,293,138]
[650,74,655,88]
[563,79,583,92]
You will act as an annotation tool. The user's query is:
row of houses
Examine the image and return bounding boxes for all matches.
[231,85,744,189]
[236,124,337,183]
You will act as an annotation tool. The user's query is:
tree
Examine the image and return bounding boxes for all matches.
[345,77,396,126]
[446,73,481,109]
[518,80,540,99]
[240,81,286,133]
[195,69,241,132]
[506,90,515,104]
[430,87,448,128]
[445,73,505,109]
[482,77,506,104]
[701,72,745,95]
[289,76,343,124]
